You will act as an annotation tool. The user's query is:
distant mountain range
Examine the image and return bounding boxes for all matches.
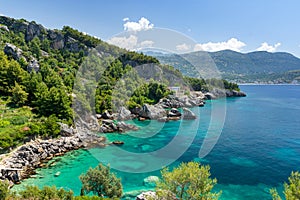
[146,50,300,84]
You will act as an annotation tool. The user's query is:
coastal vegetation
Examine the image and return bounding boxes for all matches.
[0,15,242,152]
[79,164,122,198]
[155,161,221,200]
[0,15,246,200]
[270,171,300,200]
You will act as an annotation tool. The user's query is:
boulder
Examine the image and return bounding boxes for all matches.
[139,104,167,120]
[182,107,197,120]
[117,106,132,121]
[4,43,24,60]
[226,90,246,97]
[204,92,217,100]
[102,110,113,119]
[168,108,181,117]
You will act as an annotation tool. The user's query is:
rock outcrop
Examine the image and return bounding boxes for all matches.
[4,43,24,60]
[99,120,138,133]
[226,90,246,97]
[117,106,133,121]
[182,107,197,120]
[0,134,104,181]
[159,94,205,108]
[205,88,246,99]
[139,104,167,120]
[0,16,87,53]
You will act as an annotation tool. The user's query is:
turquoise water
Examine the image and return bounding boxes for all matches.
[13,85,300,199]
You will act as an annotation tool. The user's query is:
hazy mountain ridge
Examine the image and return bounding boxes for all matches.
[152,50,300,83]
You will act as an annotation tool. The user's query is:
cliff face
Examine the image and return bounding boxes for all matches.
[0,16,85,52]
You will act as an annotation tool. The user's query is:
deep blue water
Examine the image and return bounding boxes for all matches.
[14,85,300,199]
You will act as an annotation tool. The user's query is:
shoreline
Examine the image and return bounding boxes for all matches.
[0,90,246,187]
[0,133,106,184]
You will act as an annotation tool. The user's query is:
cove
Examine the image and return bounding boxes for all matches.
[13,85,300,200]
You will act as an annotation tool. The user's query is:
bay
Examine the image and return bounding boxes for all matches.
[13,85,300,199]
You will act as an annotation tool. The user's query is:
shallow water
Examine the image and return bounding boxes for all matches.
[13,85,300,199]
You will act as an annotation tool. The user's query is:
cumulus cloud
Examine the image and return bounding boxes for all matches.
[176,43,191,51]
[140,40,154,48]
[256,42,281,52]
[107,35,154,50]
[123,17,154,32]
[123,17,129,22]
[107,35,138,50]
[194,38,246,52]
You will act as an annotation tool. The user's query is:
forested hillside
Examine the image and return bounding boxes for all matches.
[0,16,240,151]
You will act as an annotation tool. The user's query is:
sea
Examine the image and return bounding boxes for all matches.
[13,85,300,200]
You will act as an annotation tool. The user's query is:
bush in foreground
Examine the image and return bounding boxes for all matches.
[80,164,122,198]
[270,171,300,200]
[155,161,221,200]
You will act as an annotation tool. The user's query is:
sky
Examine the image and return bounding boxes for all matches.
[0,0,300,57]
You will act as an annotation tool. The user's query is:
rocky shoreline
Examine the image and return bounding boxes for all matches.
[0,131,106,183]
[0,89,246,188]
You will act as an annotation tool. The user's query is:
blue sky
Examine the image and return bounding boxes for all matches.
[1,0,300,56]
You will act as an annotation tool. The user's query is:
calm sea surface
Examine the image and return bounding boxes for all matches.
[14,85,300,199]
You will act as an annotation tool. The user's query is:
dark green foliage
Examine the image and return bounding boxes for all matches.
[10,81,28,106]
[18,185,73,200]
[80,164,123,198]
[62,26,100,48]
[0,180,10,200]
[184,77,239,92]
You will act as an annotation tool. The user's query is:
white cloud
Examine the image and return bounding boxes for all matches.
[256,42,281,52]
[123,17,129,22]
[107,35,154,50]
[176,43,191,51]
[140,40,154,48]
[194,38,246,52]
[123,17,154,32]
[107,35,138,50]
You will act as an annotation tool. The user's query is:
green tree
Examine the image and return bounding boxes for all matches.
[10,81,28,106]
[18,185,73,200]
[156,162,221,200]
[80,164,122,198]
[270,171,300,200]
[0,180,10,200]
